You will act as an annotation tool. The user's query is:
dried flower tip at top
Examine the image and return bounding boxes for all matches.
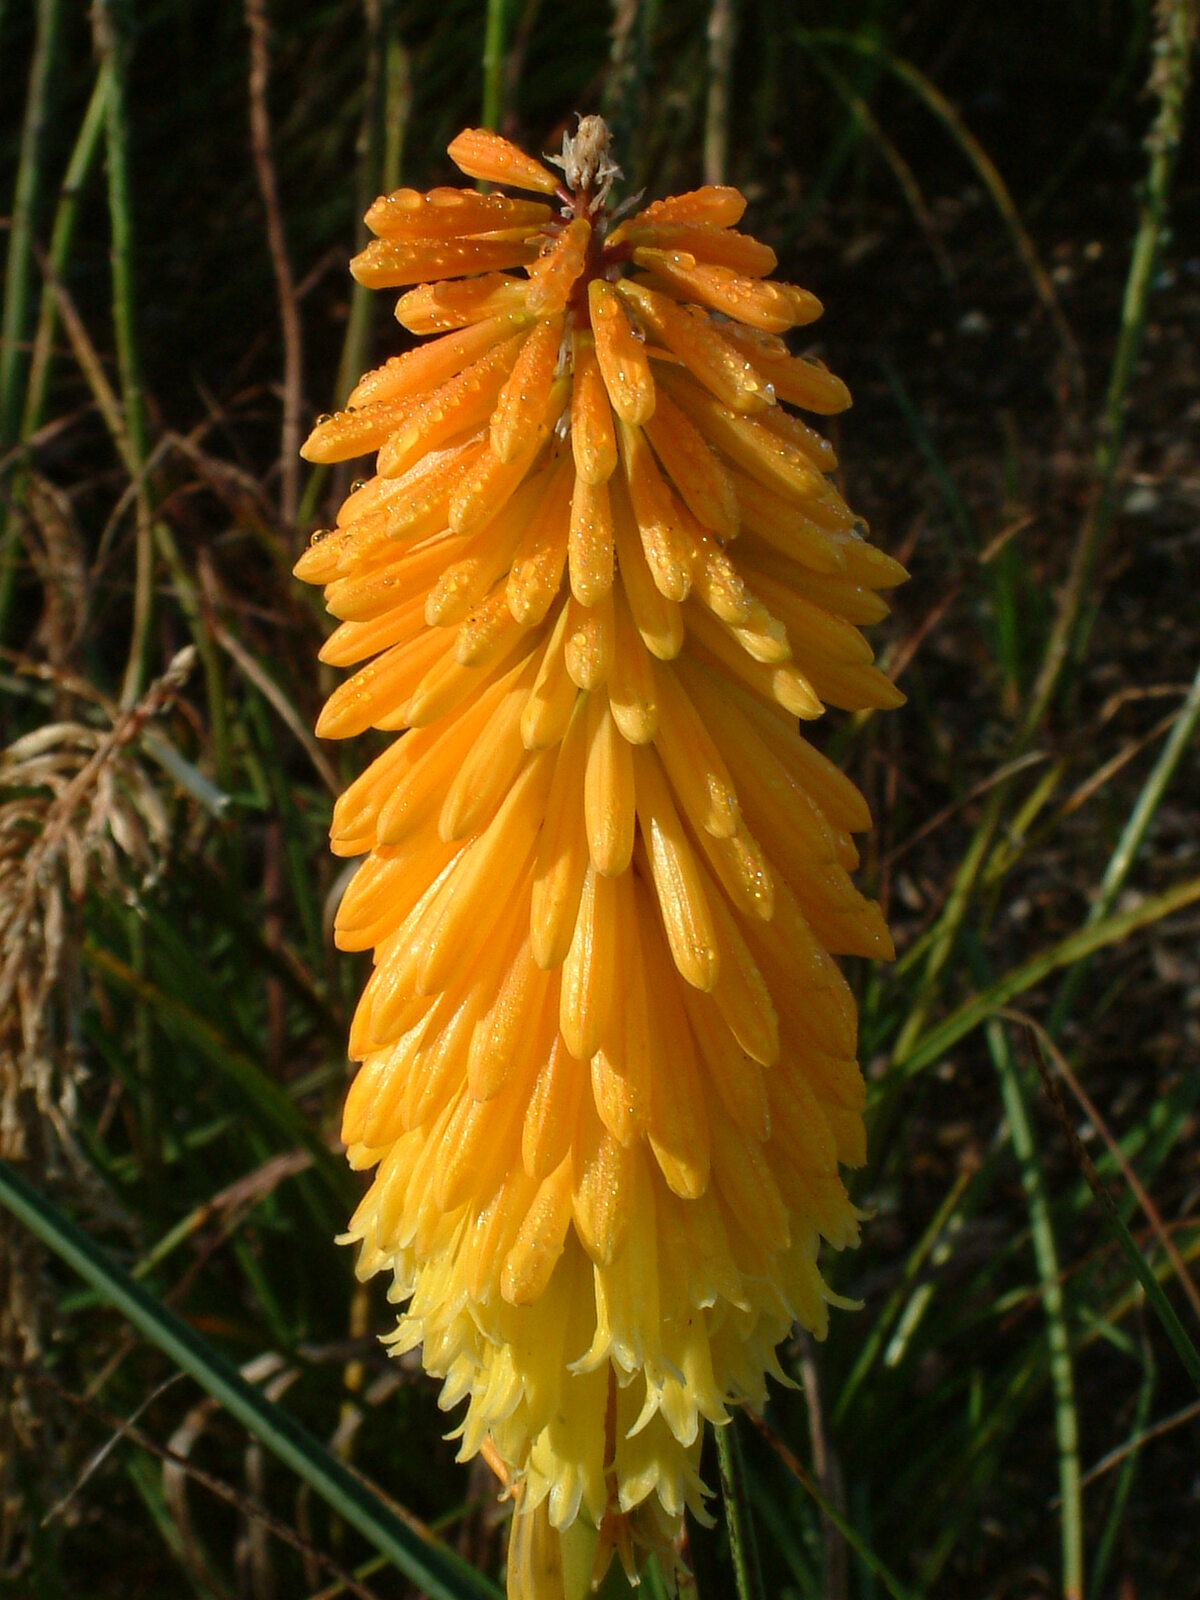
[547,114,623,208]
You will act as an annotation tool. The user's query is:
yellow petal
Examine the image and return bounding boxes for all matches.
[523,1031,584,1179]
[611,477,683,660]
[530,695,590,968]
[559,864,618,1060]
[521,601,579,750]
[583,691,635,875]
[632,746,719,992]
[568,473,615,605]
[607,588,659,743]
[564,591,614,691]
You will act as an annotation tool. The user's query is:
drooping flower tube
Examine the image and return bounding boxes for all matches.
[295,116,905,1598]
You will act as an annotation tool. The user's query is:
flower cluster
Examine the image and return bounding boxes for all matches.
[295,117,904,1597]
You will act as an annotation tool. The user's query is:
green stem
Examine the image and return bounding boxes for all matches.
[1021,0,1196,740]
[897,871,1200,1079]
[481,0,508,131]
[0,1158,502,1600]
[0,0,61,445]
[93,0,153,706]
[703,0,736,185]
[1049,655,1200,1032]
[714,1419,765,1600]
[0,0,63,634]
[22,67,111,438]
[988,1020,1083,1600]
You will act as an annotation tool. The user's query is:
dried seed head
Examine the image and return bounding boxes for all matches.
[549,114,622,206]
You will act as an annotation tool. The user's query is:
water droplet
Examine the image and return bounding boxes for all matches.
[314,413,333,426]
[309,527,332,545]
[350,479,367,493]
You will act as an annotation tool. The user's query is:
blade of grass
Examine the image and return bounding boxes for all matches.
[1086,1336,1154,1600]
[896,870,1200,1079]
[794,23,1081,396]
[704,0,736,185]
[0,0,62,448]
[746,1412,913,1600]
[1049,655,1200,1033]
[987,1018,1083,1600]
[246,0,302,529]
[1021,0,1195,741]
[481,0,508,131]
[1027,1033,1200,1396]
[0,1158,500,1600]
[0,0,64,634]
[92,0,154,707]
[21,66,110,439]
[714,1418,766,1600]
[81,941,353,1208]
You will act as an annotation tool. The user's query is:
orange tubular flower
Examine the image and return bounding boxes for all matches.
[296,116,905,1598]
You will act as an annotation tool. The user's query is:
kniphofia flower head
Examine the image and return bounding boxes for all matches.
[296,116,905,1598]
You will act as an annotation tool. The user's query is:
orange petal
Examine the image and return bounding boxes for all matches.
[620,184,747,232]
[530,693,589,967]
[607,587,659,743]
[620,278,774,415]
[634,246,821,332]
[376,334,525,477]
[395,273,530,333]
[619,223,776,276]
[563,590,614,690]
[640,386,740,540]
[447,127,561,195]
[617,419,693,602]
[352,234,539,288]
[568,473,614,605]
[490,315,565,464]
[348,313,530,410]
[526,218,591,315]
[507,459,573,626]
[569,332,618,485]
[610,474,683,660]
[365,184,552,238]
[588,279,655,426]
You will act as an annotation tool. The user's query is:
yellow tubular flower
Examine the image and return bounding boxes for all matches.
[296,116,905,1598]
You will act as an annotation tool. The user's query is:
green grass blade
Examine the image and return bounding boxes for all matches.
[987,1020,1083,1600]
[0,1157,503,1600]
[896,871,1200,1079]
[715,1418,766,1600]
[82,940,353,1207]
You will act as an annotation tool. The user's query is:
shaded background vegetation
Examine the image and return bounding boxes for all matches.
[1,2,1198,1598]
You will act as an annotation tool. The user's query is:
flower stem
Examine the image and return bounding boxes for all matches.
[714,1418,765,1600]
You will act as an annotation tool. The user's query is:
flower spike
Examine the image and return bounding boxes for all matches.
[297,115,906,1599]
